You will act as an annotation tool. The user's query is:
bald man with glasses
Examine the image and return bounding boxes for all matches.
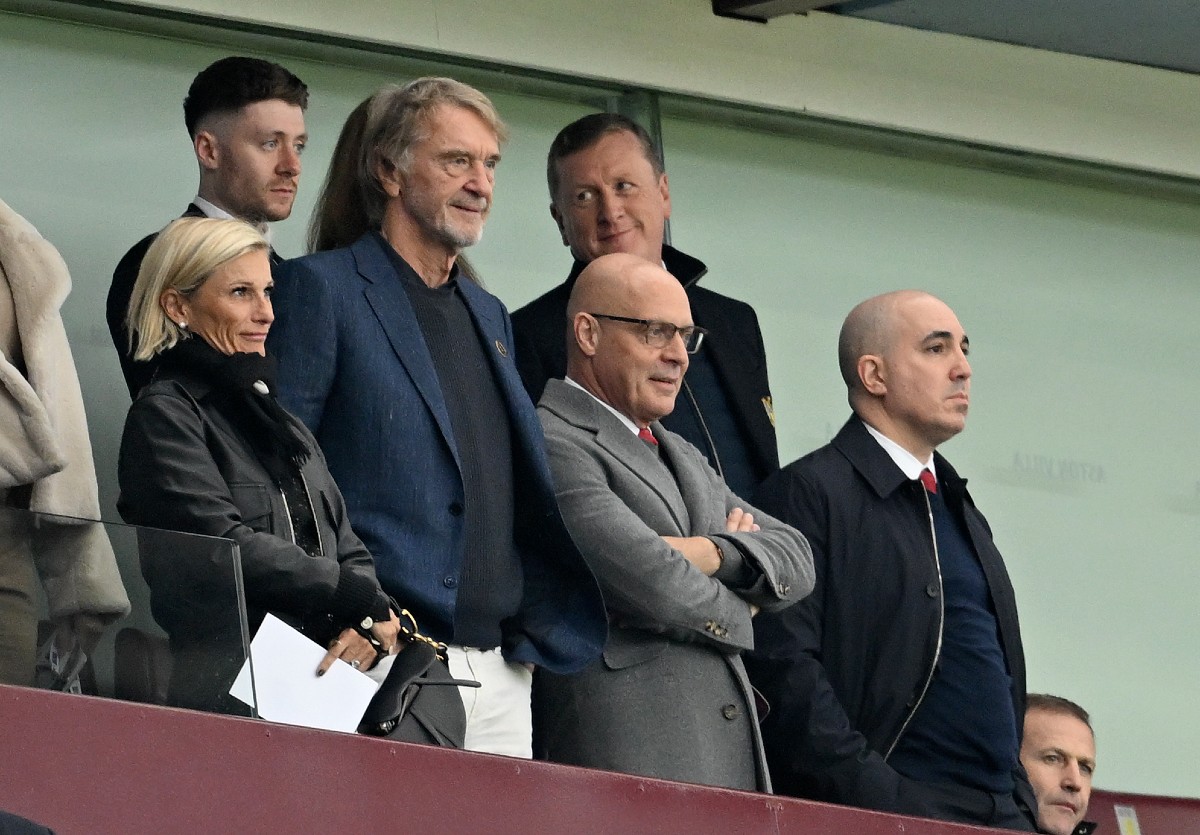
[532,252,813,791]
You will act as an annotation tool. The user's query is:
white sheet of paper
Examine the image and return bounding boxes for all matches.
[230,613,379,733]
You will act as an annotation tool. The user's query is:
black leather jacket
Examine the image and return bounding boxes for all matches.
[118,368,389,711]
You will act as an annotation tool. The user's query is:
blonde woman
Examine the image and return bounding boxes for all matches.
[117,217,404,717]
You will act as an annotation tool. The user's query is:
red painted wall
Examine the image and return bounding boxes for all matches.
[0,685,1192,834]
[1087,789,1199,833]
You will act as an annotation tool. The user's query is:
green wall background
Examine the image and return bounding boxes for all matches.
[2,10,1197,798]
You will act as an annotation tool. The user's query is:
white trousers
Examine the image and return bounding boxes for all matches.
[445,645,533,759]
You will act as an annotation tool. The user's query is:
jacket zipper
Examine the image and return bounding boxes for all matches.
[883,487,945,760]
[278,472,324,558]
[298,471,324,557]
[278,486,297,545]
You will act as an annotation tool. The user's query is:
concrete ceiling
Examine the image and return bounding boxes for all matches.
[719,0,1200,76]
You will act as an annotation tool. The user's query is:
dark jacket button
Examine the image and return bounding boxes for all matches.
[443,576,458,589]
[721,704,739,720]
[925,582,938,598]
[449,502,464,516]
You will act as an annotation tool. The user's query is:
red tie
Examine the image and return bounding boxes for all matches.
[919,468,938,494]
[638,426,658,447]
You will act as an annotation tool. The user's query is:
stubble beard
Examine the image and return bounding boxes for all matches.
[433,210,485,251]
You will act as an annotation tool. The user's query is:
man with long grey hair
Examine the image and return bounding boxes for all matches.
[268,78,605,757]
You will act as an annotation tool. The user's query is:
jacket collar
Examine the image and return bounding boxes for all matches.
[148,364,212,402]
[348,232,461,465]
[539,378,690,532]
[185,203,278,260]
[345,231,509,468]
[565,244,708,290]
[832,415,967,501]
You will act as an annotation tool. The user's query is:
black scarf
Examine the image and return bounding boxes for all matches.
[158,337,311,482]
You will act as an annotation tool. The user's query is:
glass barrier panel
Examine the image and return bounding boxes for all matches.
[0,506,256,717]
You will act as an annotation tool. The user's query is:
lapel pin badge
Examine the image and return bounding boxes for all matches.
[762,395,775,428]
[494,339,508,357]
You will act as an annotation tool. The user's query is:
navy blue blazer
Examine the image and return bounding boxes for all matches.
[268,232,605,674]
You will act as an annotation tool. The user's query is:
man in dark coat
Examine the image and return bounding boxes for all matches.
[747,290,1037,830]
[511,113,777,499]
[107,56,308,397]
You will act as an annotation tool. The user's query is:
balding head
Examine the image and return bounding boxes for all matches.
[839,290,926,397]
[839,290,972,459]
[566,253,694,426]
[566,252,664,320]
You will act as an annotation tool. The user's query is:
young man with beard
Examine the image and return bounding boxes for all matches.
[107,56,308,397]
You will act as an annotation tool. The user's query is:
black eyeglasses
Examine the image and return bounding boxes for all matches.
[589,313,707,354]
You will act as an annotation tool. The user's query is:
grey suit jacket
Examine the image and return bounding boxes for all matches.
[534,379,815,792]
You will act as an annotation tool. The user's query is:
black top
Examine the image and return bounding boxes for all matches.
[389,242,520,649]
[667,344,759,498]
[511,245,779,492]
[0,809,55,835]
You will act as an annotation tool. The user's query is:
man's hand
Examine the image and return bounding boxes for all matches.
[662,509,760,576]
[724,508,760,533]
[661,535,723,576]
[725,509,762,615]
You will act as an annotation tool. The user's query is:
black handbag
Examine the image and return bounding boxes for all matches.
[359,640,480,748]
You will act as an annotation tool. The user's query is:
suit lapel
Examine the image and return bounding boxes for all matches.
[458,277,509,388]
[353,235,461,467]
[457,277,540,459]
[543,381,690,534]
[657,430,715,537]
[660,246,777,475]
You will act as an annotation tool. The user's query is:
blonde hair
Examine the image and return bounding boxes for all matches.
[126,217,268,360]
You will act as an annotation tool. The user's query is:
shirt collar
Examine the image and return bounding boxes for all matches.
[863,421,936,482]
[193,196,274,244]
[565,376,643,437]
